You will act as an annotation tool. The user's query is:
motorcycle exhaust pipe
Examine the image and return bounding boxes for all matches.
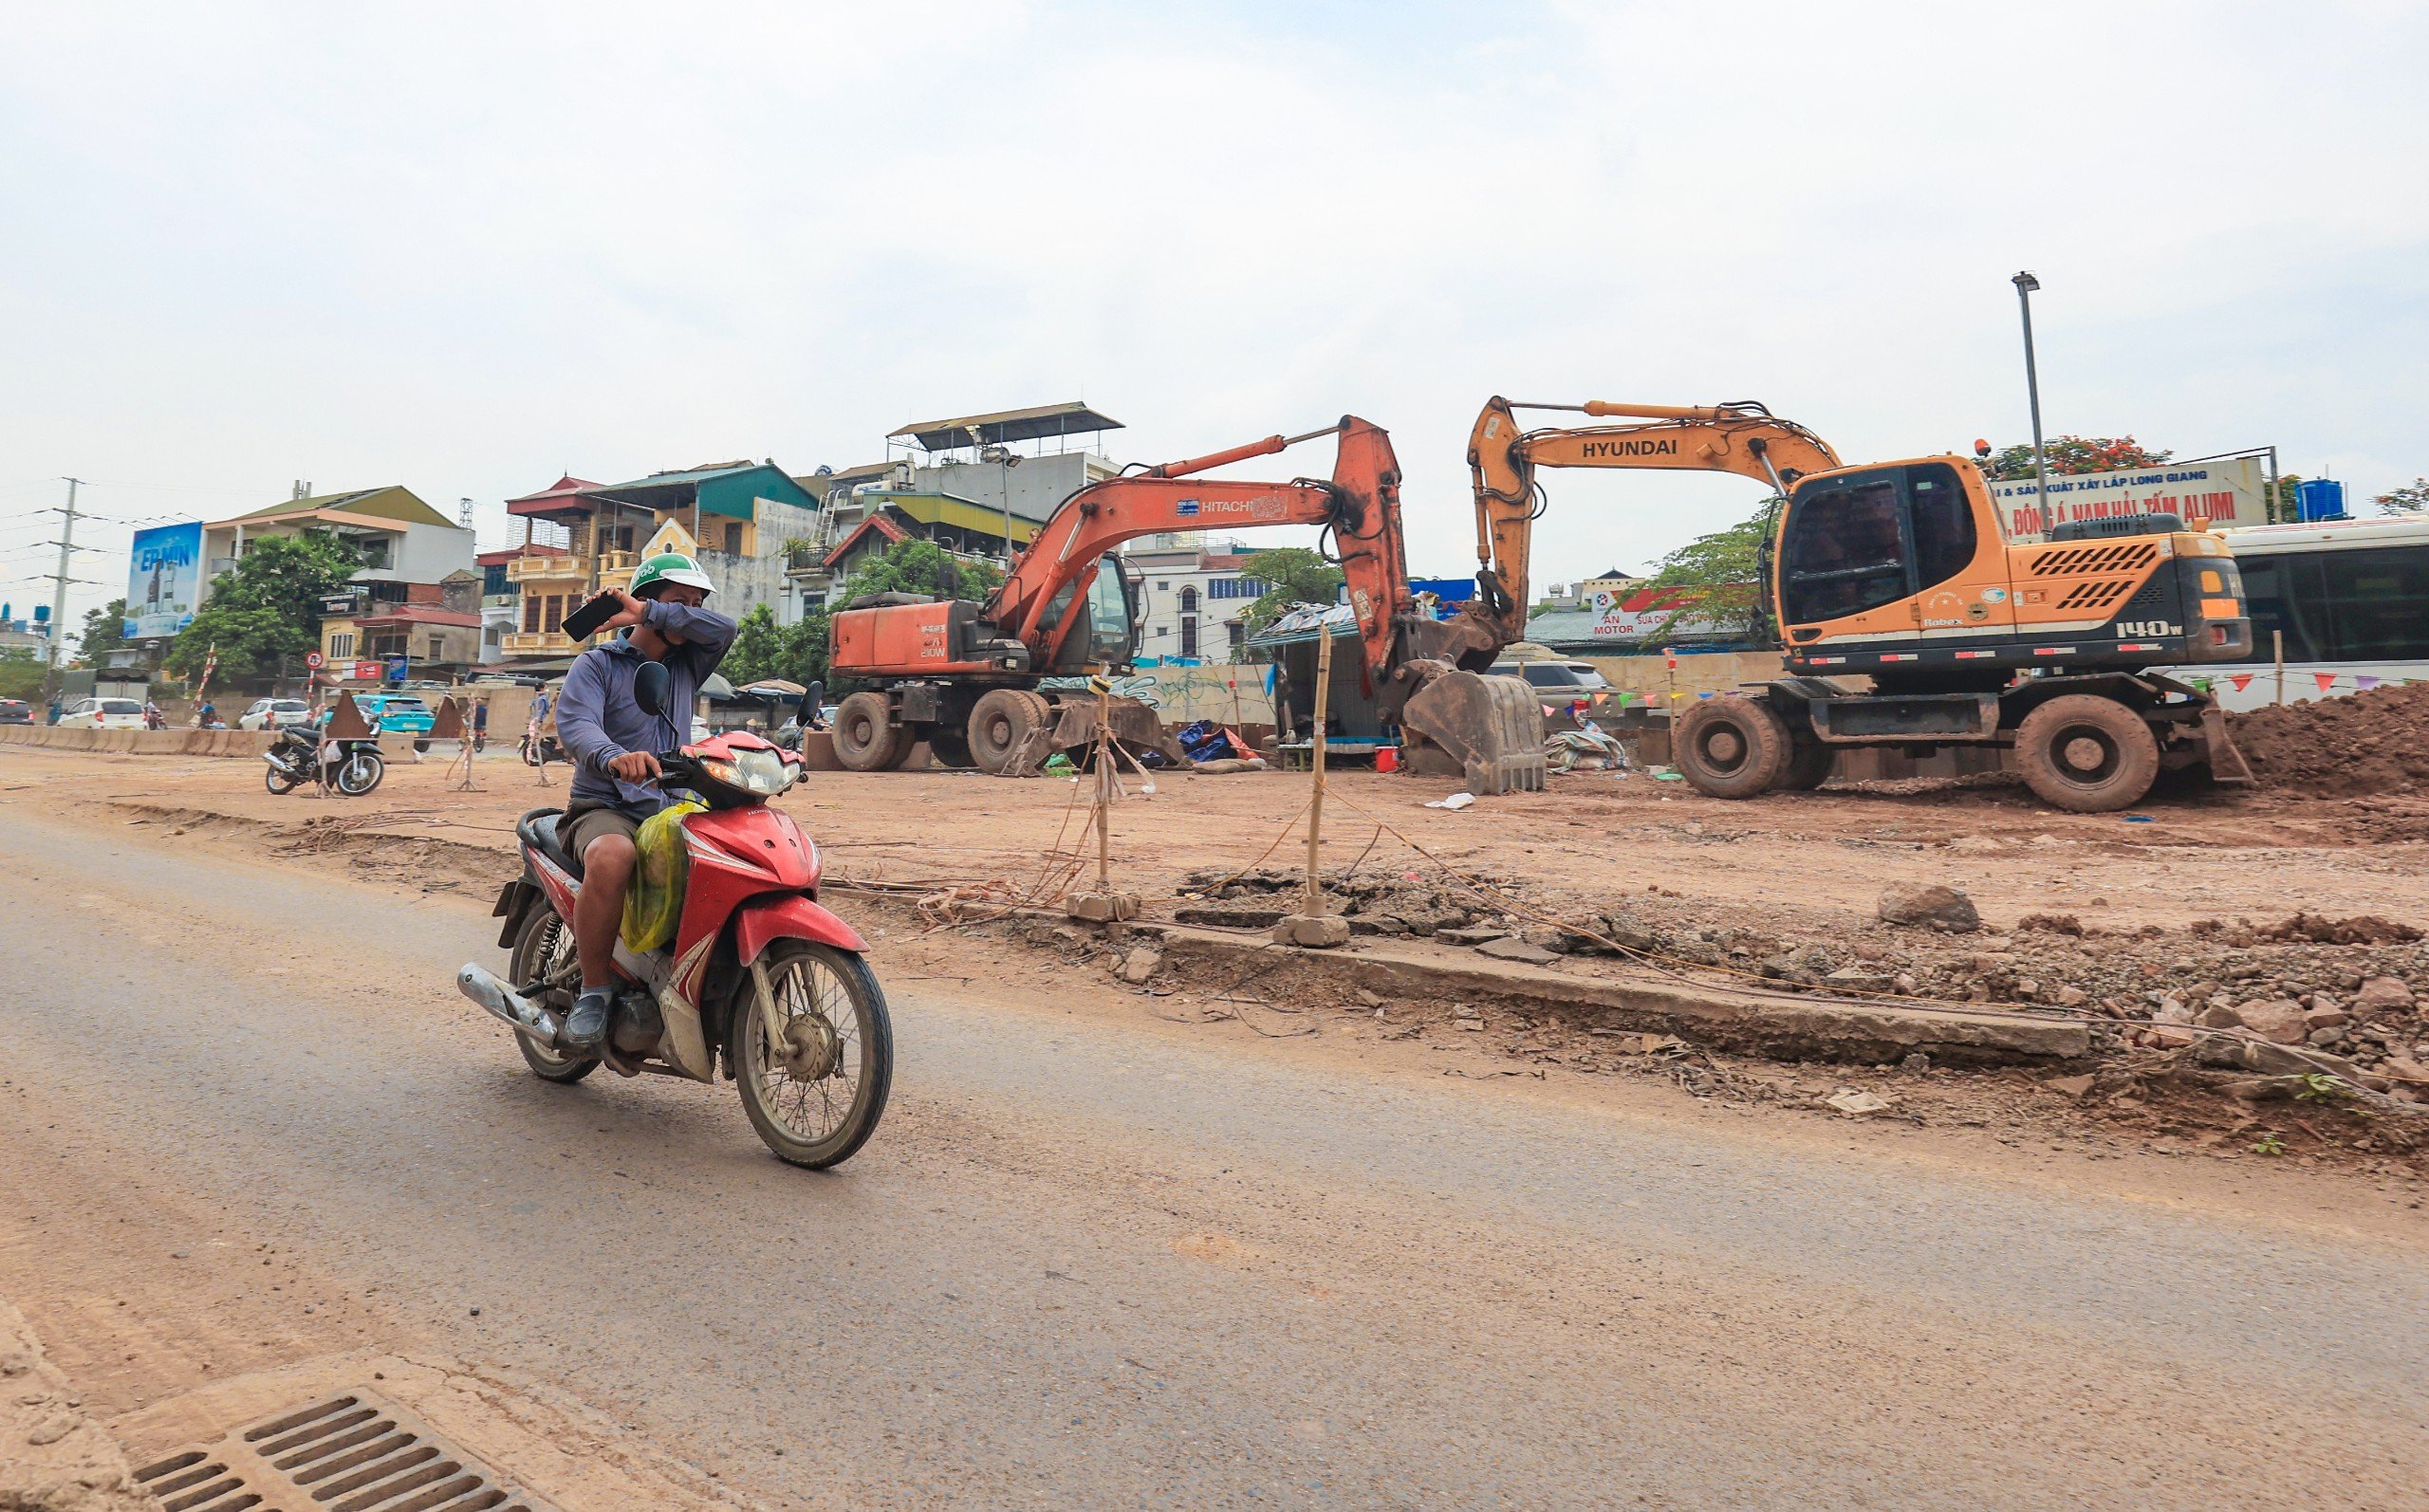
[456,963,563,1046]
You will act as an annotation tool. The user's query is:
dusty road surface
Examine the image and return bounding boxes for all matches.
[4,801,2428,1508]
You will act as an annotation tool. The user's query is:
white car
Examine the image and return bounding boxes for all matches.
[65,696,147,730]
[239,697,315,730]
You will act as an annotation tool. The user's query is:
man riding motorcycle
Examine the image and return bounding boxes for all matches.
[552,551,737,1055]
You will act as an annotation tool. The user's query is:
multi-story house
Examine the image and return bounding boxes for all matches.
[200,486,481,686]
[499,463,820,661]
[1122,539,1268,662]
[786,404,1122,614]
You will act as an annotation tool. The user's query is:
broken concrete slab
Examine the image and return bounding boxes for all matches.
[1273,913,1352,949]
[1475,937,1562,966]
[1066,891,1140,923]
[1137,924,2090,1063]
[1437,925,1511,946]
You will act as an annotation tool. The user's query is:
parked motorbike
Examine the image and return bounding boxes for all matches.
[263,725,386,796]
[458,670,890,1169]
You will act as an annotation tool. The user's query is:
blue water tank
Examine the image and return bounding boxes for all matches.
[31,604,48,624]
[2296,478,2348,522]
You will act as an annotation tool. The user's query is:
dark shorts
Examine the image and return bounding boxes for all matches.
[562,804,642,862]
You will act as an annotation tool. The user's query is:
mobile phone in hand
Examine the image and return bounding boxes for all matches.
[560,591,627,641]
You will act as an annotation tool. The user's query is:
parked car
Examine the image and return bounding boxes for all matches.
[343,691,437,751]
[1487,659,1611,694]
[65,696,147,730]
[0,698,30,725]
[239,697,315,730]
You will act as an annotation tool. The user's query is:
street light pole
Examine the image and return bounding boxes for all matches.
[2012,270,2052,541]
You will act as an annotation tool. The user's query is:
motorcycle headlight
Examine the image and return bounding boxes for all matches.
[701,749,796,797]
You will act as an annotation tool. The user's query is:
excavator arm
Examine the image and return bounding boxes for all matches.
[1462,397,1842,648]
[988,418,1417,687]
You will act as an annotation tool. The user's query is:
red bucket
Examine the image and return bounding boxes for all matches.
[1375,746,1400,773]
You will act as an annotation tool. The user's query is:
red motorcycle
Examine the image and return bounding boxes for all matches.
[459,720,891,1169]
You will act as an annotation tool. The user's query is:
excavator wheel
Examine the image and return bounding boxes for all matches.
[969,689,1055,775]
[2013,694,2160,813]
[832,691,911,773]
[1674,696,1792,800]
[1777,739,1837,792]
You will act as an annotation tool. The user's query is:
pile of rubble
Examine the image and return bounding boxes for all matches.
[2229,679,2429,796]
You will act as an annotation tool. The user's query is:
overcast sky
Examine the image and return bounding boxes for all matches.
[4,1,2424,638]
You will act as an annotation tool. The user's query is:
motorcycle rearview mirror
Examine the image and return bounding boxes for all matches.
[633,660,672,718]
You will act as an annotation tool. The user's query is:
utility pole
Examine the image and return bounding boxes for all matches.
[2012,271,2052,541]
[42,477,87,705]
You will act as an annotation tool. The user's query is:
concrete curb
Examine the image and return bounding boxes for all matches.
[1140,922,2089,1061]
[0,1293,154,1512]
[829,885,2092,1064]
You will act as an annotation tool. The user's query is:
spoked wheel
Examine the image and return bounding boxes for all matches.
[334,748,385,796]
[732,941,893,1169]
[509,906,597,1083]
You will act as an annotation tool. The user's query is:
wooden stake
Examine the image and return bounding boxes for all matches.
[1095,678,1114,896]
[2273,629,2285,707]
[1305,630,1334,918]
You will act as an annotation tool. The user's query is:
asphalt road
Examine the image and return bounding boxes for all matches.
[2,806,2424,1508]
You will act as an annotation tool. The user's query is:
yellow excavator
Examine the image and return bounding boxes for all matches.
[1454,397,2256,812]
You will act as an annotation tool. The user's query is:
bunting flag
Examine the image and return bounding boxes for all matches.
[2357,674,2382,690]
[2228,673,2254,692]
[2315,672,2339,692]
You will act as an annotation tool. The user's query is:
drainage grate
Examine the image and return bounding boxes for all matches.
[131,1390,560,1512]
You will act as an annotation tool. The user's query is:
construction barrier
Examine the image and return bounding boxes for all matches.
[0,725,437,762]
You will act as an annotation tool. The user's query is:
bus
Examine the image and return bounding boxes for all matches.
[2166,515,2429,710]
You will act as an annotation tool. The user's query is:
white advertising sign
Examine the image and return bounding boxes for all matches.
[1991,456,2268,544]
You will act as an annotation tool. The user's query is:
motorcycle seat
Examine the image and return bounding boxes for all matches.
[517,807,584,879]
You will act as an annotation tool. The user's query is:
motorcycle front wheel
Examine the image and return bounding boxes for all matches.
[732,941,893,1170]
[334,748,384,796]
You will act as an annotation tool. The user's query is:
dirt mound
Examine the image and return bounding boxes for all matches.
[2256,913,2423,946]
[2227,681,2429,798]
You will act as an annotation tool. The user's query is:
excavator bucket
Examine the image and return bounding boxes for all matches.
[1399,670,1548,795]
[1001,694,1188,776]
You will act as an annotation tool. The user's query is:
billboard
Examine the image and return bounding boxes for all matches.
[124,522,204,639]
[1991,456,2269,544]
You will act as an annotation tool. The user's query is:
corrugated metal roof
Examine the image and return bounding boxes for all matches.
[889,401,1122,452]
[216,486,454,531]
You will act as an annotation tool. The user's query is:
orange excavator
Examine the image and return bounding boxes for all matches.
[826,416,1544,790]
[1456,397,2255,812]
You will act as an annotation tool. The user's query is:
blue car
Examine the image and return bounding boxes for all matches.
[351,692,437,735]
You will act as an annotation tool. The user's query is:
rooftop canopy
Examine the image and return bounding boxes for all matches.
[888,401,1122,453]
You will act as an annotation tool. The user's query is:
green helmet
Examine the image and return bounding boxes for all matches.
[629,551,714,599]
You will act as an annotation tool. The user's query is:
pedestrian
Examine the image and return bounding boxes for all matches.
[46,695,60,726]
[527,686,553,785]
[471,697,489,754]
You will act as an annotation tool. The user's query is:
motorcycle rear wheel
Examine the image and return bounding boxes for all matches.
[265,765,300,796]
[509,907,597,1083]
[732,941,893,1169]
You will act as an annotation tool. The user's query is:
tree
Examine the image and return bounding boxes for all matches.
[74,599,130,669]
[723,603,787,685]
[779,610,831,690]
[833,539,1003,607]
[2376,477,2429,515]
[1977,436,2171,481]
[1639,502,1777,637]
[164,530,360,682]
[0,649,46,702]
[1238,546,1344,632]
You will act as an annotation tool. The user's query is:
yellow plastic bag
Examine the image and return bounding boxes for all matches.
[620,799,704,953]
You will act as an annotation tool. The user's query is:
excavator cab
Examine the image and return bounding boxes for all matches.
[1034,554,1143,673]
[1776,461,1984,630]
